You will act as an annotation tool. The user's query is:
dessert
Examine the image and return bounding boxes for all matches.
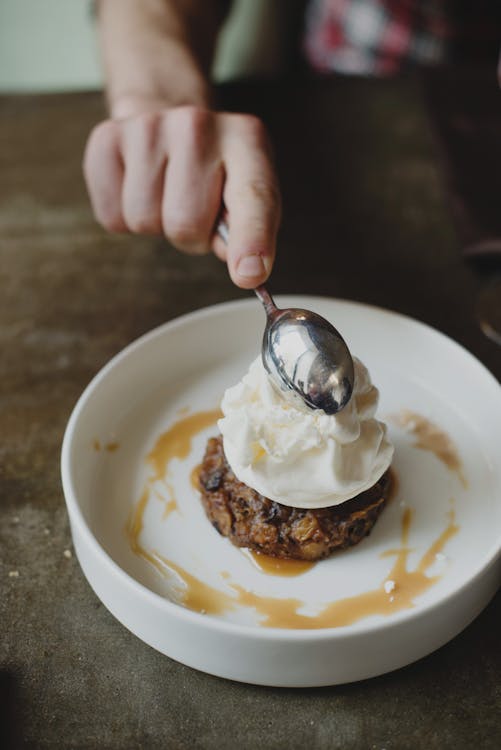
[198,356,394,561]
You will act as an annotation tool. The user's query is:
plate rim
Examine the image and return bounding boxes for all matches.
[61,295,501,641]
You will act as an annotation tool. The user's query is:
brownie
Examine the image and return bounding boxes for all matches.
[198,436,392,561]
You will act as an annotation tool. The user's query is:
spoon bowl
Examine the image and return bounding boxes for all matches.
[255,286,355,414]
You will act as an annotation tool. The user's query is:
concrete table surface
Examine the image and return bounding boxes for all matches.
[1,73,500,749]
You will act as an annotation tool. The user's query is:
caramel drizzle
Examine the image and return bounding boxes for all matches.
[127,409,221,528]
[93,439,120,452]
[125,409,460,629]
[127,502,458,628]
[190,464,201,491]
[391,410,467,487]
[242,549,315,577]
[162,498,178,519]
[147,409,222,481]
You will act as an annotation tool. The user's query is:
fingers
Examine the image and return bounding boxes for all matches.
[84,107,225,254]
[218,115,281,289]
[83,120,127,232]
[161,107,224,254]
[120,113,165,234]
[83,107,282,290]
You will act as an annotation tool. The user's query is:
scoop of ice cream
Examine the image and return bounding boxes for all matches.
[218,356,393,508]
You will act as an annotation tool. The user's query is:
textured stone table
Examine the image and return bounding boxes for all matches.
[1,73,500,749]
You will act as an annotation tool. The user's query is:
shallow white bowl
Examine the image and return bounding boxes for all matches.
[61,297,501,687]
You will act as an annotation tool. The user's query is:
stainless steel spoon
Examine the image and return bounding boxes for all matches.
[217,221,355,414]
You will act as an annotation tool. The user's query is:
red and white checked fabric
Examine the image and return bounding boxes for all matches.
[304,0,501,75]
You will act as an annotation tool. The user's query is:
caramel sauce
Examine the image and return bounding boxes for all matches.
[162,498,178,519]
[190,464,201,491]
[92,439,119,452]
[147,409,222,481]
[127,488,459,628]
[125,408,221,576]
[125,408,460,629]
[126,489,148,555]
[154,554,236,616]
[126,489,169,577]
[391,410,467,487]
[415,507,458,574]
[242,549,315,577]
[229,506,458,629]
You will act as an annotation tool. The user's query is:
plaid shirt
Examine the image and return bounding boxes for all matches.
[304,0,501,75]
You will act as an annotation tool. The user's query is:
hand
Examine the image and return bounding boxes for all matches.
[83,105,281,289]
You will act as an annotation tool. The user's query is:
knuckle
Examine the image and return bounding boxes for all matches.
[96,209,125,233]
[235,113,267,143]
[164,214,207,249]
[86,119,119,153]
[126,213,160,234]
[245,178,281,211]
[83,120,119,174]
[168,105,214,153]
[182,104,212,126]
[134,111,163,149]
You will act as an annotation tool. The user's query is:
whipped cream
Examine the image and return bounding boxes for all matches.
[218,356,393,509]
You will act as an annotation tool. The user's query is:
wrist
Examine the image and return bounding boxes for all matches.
[105,36,213,119]
[110,85,212,120]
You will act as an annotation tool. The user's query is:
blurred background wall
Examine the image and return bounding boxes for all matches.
[0,0,302,93]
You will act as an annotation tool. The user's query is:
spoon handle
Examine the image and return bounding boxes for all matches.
[254,285,278,317]
[216,219,229,245]
[215,219,278,317]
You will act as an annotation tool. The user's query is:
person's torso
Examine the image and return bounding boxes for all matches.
[304,0,501,74]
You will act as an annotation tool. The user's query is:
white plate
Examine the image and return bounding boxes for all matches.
[61,297,501,687]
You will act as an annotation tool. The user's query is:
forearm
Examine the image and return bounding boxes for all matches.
[95,0,228,117]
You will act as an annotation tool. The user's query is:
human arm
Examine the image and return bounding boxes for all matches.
[83,0,281,288]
